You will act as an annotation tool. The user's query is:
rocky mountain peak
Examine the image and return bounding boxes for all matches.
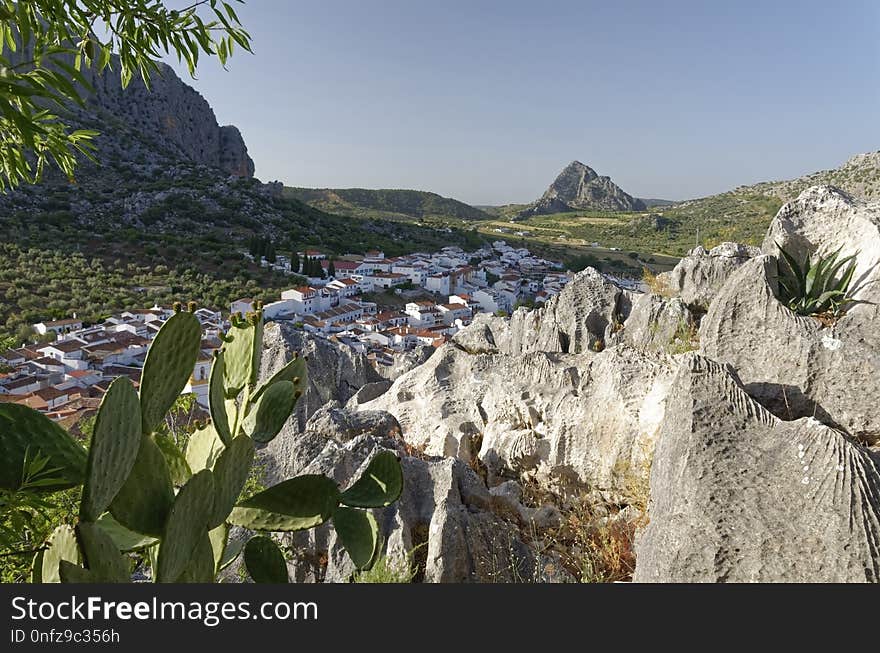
[519,160,646,218]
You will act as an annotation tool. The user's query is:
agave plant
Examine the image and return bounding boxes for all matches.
[775,242,857,317]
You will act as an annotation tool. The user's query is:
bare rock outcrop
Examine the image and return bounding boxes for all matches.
[520,161,646,217]
[622,293,695,354]
[84,61,255,177]
[634,354,880,582]
[657,242,761,310]
[373,345,434,380]
[700,187,880,441]
[461,267,631,355]
[257,323,385,482]
[361,337,672,502]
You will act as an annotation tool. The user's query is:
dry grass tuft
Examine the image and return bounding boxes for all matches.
[518,473,648,583]
[642,267,673,297]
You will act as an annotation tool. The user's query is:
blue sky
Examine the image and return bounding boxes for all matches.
[165,0,880,205]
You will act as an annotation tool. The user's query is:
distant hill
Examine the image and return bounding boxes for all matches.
[480,151,880,259]
[639,198,678,208]
[654,150,880,252]
[285,187,491,222]
[517,161,646,218]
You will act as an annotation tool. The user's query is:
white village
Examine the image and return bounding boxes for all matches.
[0,241,572,428]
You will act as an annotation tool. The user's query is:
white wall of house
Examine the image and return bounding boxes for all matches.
[425,275,451,295]
[263,299,297,319]
[230,300,254,315]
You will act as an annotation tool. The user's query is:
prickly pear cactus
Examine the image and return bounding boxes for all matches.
[80,378,141,522]
[0,303,403,584]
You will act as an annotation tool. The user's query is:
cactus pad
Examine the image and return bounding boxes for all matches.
[208,351,232,444]
[76,522,130,583]
[243,535,288,583]
[139,311,202,435]
[59,560,95,583]
[38,525,80,583]
[208,434,255,529]
[340,451,404,508]
[332,507,379,570]
[221,320,257,397]
[241,380,296,443]
[95,513,158,552]
[179,531,216,583]
[80,377,142,521]
[185,424,226,473]
[154,433,192,486]
[109,435,175,537]
[251,355,307,403]
[229,474,340,532]
[156,470,215,582]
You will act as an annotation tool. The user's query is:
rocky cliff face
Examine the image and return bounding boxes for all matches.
[79,60,255,178]
[11,41,255,178]
[519,161,646,217]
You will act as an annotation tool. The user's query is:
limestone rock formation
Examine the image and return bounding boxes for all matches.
[363,327,672,501]
[634,354,880,582]
[259,406,537,583]
[700,188,880,441]
[519,161,646,217]
[257,323,385,481]
[622,293,695,354]
[250,185,880,583]
[657,242,761,310]
[457,267,631,355]
[83,61,254,177]
[372,345,434,380]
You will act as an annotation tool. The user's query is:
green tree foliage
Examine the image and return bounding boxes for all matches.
[0,0,252,191]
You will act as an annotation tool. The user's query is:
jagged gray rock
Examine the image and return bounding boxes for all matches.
[257,323,385,482]
[634,354,880,582]
[656,242,761,310]
[457,267,631,355]
[361,337,672,501]
[519,161,646,217]
[701,188,880,441]
[372,345,434,380]
[260,406,537,583]
[361,270,672,500]
[78,58,255,177]
[622,293,695,354]
[261,322,383,426]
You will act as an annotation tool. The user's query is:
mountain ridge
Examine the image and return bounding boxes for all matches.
[284,187,491,222]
